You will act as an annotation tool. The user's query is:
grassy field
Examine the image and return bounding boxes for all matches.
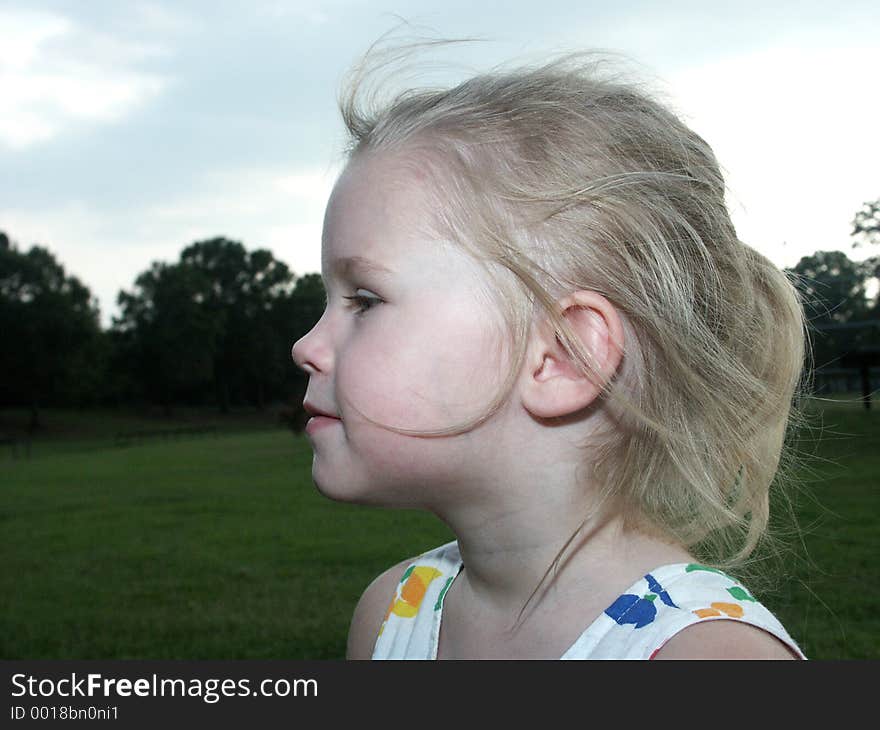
[768,394,880,659]
[1,397,877,659]
[0,408,453,660]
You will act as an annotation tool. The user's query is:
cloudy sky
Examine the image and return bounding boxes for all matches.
[2,0,878,325]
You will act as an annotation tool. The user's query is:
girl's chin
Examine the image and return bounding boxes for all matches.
[310,472,425,510]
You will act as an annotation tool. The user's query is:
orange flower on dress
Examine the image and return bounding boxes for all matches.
[378,565,444,635]
[693,601,745,619]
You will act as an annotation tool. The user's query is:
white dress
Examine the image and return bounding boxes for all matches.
[371,541,805,660]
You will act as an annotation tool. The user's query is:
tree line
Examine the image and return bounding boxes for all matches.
[0,233,324,429]
[1,198,878,428]
[790,198,879,378]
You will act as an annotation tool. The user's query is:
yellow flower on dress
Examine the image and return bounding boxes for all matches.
[378,565,444,634]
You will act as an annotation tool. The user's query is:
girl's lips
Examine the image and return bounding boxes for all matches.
[305,414,341,434]
[303,401,338,419]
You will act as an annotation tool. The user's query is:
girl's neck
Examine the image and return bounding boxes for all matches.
[429,408,693,632]
[433,503,694,659]
[443,504,693,628]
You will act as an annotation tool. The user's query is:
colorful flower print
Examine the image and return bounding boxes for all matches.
[605,574,678,629]
[693,601,745,619]
[686,564,757,608]
[434,575,456,612]
[385,566,443,620]
[727,586,756,602]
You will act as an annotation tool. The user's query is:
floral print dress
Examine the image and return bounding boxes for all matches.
[371,541,805,660]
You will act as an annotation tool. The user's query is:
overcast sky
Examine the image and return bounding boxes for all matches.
[2,0,878,325]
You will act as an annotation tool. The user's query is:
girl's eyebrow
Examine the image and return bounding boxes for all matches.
[330,255,395,280]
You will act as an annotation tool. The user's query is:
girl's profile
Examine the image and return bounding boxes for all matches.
[292,32,809,660]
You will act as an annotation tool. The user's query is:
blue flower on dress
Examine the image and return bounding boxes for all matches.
[605,574,678,629]
[646,573,678,609]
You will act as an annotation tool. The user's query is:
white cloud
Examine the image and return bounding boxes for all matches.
[130,1,198,36]
[261,1,331,25]
[0,201,186,321]
[1,163,339,325]
[667,43,880,268]
[0,8,170,148]
[146,163,339,279]
[147,165,339,245]
[0,8,70,70]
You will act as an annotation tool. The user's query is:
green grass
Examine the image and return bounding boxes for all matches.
[763,394,880,659]
[0,405,283,458]
[0,397,876,659]
[1,422,452,659]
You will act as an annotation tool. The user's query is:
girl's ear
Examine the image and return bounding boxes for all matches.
[520,291,624,419]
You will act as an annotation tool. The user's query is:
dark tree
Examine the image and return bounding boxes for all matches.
[850,198,880,316]
[852,198,880,249]
[115,237,305,413]
[270,272,326,423]
[785,250,871,372]
[179,237,295,411]
[787,250,870,325]
[0,234,102,428]
[284,272,325,343]
[114,262,219,415]
[787,240,880,410]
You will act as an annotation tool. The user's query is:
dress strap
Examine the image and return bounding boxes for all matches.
[371,541,463,660]
[561,563,806,659]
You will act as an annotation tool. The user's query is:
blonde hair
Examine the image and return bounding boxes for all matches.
[336,31,813,579]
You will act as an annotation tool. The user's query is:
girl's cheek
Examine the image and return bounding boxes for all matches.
[338,314,504,433]
[337,335,437,431]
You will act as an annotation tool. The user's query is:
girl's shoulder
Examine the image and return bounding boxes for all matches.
[651,617,801,659]
[346,556,413,660]
[648,562,802,659]
[565,562,805,660]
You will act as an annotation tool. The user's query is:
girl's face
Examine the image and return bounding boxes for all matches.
[291,151,512,508]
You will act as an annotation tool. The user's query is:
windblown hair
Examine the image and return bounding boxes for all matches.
[336,31,813,579]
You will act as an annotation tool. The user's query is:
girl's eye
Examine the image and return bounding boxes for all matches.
[342,289,382,316]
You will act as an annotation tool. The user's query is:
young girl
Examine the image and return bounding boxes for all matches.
[291,38,809,660]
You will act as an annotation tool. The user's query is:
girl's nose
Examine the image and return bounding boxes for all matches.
[291,323,331,375]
